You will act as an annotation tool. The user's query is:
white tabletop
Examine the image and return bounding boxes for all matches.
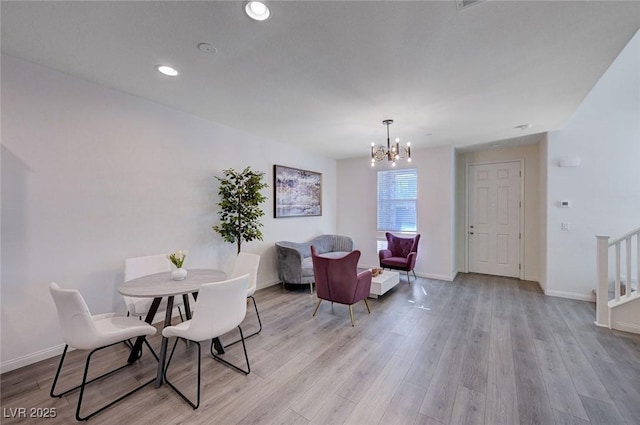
[118,268,227,298]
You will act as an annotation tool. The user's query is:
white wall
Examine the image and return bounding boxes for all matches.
[456,142,542,282]
[1,55,337,372]
[544,30,640,300]
[337,146,456,281]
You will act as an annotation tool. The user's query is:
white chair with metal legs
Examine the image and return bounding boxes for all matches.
[48,282,158,421]
[123,254,186,321]
[224,252,262,348]
[162,274,251,409]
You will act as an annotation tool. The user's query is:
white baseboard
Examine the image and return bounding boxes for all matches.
[416,272,456,282]
[544,289,596,302]
[454,268,537,282]
[611,320,640,334]
[1,344,67,374]
[257,279,282,290]
[1,307,188,375]
[355,264,456,282]
[2,280,293,375]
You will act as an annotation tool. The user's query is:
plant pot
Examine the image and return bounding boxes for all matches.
[171,268,187,281]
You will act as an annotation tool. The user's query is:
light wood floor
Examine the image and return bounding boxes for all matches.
[2,273,640,425]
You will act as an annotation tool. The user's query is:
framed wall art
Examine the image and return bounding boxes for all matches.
[273,165,322,218]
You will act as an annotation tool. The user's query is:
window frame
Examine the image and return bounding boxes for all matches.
[376,168,418,235]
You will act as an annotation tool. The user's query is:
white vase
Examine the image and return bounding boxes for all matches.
[171,268,187,281]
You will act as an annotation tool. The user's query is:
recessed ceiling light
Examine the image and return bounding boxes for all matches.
[156,65,179,77]
[245,1,271,21]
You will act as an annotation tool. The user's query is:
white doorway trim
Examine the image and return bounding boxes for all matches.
[465,159,525,279]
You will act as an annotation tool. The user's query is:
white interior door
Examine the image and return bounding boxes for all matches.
[468,161,521,278]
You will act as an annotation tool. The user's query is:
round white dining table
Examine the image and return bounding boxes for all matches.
[118,268,227,388]
[119,268,227,298]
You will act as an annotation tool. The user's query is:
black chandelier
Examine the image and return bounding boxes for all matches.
[370,119,411,167]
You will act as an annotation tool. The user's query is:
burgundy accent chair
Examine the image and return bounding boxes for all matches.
[310,246,372,326]
[379,232,421,282]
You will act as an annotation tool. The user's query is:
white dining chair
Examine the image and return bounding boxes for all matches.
[162,274,251,409]
[123,254,186,321]
[224,252,262,348]
[49,282,158,421]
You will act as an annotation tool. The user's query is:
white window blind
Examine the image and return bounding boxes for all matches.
[377,168,417,232]
[376,240,388,252]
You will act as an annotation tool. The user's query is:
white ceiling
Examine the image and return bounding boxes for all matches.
[2,1,639,159]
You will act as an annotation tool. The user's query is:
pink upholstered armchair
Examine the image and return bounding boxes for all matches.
[379,232,421,282]
[310,246,372,326]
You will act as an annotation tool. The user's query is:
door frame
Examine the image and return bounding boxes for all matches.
[465,159,525,279]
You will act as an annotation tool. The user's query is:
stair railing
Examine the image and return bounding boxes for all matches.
[596,227,640,328]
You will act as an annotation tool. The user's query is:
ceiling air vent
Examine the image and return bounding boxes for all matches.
[456,0,485,10]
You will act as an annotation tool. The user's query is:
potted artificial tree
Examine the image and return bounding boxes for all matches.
[212,167,268,254]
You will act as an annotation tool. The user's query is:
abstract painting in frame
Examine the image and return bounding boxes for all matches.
[274,165,322,218]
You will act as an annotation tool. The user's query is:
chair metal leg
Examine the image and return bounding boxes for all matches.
[406,271,411,282]
[163,338,201,409]
[349,305,355,327]
[122,313,135,349]
[363,298,371,314]
[49,345,70,398]
[312,299,322,316]
[178,306,185,322]
[223,296,263,349]
[210,326,251,375]
[50,340,157,421]
[412,269,417,279]
[310,282,313,294]
[249,296,262,336]
[144,338,160,362]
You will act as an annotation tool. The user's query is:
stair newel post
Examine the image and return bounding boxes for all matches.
[596,235,610,328]
[626,236,632,299]
[615,242,621,302]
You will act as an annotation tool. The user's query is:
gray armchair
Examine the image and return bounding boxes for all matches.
[275,234,354,293]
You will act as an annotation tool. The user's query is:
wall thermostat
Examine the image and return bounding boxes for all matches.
[559,200,571,208]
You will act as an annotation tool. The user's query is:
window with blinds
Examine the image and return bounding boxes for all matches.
[377,168,417,232]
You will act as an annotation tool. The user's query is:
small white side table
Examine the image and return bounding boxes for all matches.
[369,270,400,298]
